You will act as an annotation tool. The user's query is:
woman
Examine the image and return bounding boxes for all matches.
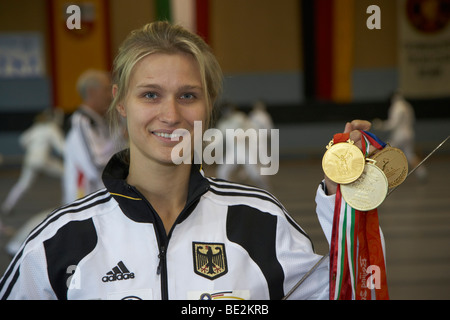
[0,21,374,300]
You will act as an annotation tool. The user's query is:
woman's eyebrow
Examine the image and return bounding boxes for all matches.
[179,85,203,91]
[135,83,203,91]
[135,83,162,90]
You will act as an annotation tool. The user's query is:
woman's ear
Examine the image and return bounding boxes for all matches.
[112,84,126,117]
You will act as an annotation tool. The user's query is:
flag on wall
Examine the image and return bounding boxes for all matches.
[314,0,355,103]
[48,0,111,112]
[155,0,210,43]
[397,0,450,98]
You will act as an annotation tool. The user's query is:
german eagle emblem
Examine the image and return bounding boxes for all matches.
[193,242,228,280]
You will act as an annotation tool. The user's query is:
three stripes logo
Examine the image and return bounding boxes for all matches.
[102,261,135,283]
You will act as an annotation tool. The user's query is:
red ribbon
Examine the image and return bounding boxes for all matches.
[354,209,389,300]
[329,185,342,299]
[333,132,350,144]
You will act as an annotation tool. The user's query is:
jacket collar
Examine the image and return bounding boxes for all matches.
[102,150,210,224]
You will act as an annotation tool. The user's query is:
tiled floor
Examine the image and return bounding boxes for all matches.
[1,155,449,299]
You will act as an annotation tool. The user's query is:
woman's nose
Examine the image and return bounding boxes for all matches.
[159,97,181,125]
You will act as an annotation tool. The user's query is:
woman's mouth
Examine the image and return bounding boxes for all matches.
[152,131,182,139]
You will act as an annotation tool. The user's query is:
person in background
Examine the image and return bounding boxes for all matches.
[215,103,271,189]
[1,108,65,215]
[248,100,274,133]
[63,69,124,204]
[374,91,427,181]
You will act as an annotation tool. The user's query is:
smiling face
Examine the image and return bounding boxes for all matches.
[115,52,207,167]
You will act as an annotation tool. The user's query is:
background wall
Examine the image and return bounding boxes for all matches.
[353,0,398,101]
[1,0,449,159]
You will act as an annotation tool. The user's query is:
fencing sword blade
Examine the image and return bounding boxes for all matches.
[282,253,329,300]
[407,135,449,177]
[387,135,450,197]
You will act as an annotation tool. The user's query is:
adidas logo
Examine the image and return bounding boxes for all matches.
[102,261,135,282]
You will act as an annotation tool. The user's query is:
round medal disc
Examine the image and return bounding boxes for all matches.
[322,142,365,184]
[340,162,388,211]
[371,146,408,189]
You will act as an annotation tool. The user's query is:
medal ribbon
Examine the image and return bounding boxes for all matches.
[329,133,353,299]
[361,130,386,152]
[356,131,389,300]
[329,132,389,300]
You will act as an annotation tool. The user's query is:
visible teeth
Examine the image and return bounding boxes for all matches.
[154,132,180,139]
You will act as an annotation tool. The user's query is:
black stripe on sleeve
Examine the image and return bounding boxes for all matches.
[226,205,285,299]
[44,219,98,300]
[0,268,20,300]
[0,191,110,298]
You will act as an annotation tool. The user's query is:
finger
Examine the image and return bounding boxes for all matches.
[350,119,371,131]
[345,119,372,147]
[343,122,352,133]
[349,129,363,143]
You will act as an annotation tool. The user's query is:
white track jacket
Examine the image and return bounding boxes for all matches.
[1,152,337,300]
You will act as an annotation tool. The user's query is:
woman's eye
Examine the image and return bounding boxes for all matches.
[144,92,158,99]
[180,93,195,100]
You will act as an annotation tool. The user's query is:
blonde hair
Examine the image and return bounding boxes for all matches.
[109,21,223,131]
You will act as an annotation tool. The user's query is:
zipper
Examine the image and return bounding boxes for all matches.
[127,185,170,299]
[127,182,209,300]
[157,245,169,300]
[156,246,166,275]
[155,198,203,300]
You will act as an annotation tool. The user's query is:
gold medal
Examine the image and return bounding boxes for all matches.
[322,139,365,184]
[371,146,408,189]
[340,160,388,211]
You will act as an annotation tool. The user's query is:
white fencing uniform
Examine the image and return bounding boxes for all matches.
[63,106,118,204]
[216,110,270,189]
[1,121,64,214]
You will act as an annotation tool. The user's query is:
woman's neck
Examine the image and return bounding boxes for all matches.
[127,155,191,234]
